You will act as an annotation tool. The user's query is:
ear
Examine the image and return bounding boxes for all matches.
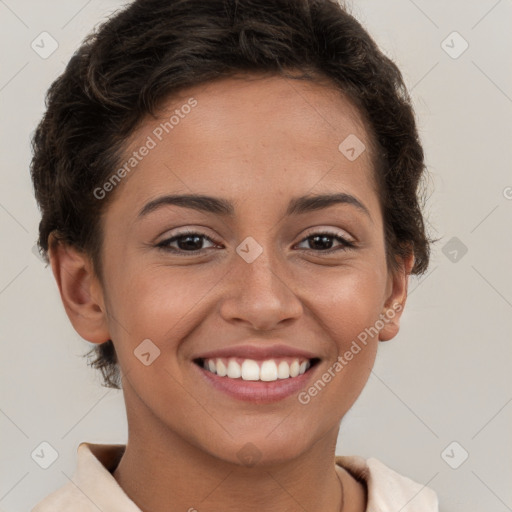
[48,233,110,344]
[378,251,415,342]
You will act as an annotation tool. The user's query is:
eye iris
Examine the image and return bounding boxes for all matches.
[165,232,345,253]
[178,234,203,250]
[310,234,334,250]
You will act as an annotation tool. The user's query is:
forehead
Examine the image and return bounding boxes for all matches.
[108,73,379,219]
[152,73,371,159]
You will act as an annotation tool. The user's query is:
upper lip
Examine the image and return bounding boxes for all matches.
[193,343,320,361]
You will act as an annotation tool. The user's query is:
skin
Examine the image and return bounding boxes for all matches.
[49,73,414,512]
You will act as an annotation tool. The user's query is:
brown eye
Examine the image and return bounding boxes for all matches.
[296,231,355,253]
[157,231,219,255]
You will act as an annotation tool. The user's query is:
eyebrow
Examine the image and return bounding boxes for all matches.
[137,192,372,222]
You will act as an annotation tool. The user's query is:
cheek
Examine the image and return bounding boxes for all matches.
[299,259,387,338]
[295,268,383,417]
[297,261,385,388]
[108,252,387,354]
[104,265,221,366]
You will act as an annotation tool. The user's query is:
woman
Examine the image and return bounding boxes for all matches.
[30,0,438,510]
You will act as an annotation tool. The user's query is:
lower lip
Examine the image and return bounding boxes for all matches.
[193,361,319,404]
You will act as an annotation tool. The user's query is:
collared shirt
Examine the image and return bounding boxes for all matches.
[32,442,439,511]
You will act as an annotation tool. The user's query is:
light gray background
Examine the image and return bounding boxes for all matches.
[1,1,511,511]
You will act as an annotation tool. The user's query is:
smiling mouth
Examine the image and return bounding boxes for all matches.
[193,357,321,382]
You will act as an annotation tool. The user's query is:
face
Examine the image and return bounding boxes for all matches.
[54,73,411,466]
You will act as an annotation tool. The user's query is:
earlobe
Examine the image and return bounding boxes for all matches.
[48,233,110,344]
[378,302,404,341]
[378,252,415,342]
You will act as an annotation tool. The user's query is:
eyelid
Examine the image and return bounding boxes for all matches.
[301,226,354,243]
[156,226,221,243]
[157,231,219,247]
[157,227,353,245]
[294,229,356,253]
[155,226,357,256]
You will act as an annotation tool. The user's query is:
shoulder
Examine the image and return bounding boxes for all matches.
[31,482,95,512]
[31,442,138,512]
[336,454,439,512]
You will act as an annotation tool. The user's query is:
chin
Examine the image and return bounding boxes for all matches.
[203,431,313,468]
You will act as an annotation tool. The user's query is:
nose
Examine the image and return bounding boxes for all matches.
[219,246,303,331]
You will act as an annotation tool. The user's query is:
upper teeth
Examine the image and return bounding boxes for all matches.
[202,358,311,381]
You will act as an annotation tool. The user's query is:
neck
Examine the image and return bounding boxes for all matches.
[111,393,358,512]
[113,432,345,512]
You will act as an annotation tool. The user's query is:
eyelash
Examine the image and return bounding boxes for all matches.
[156,229,355,256]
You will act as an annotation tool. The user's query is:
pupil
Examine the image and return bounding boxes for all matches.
[175,234,335,251]
[311,235,333,250]
[179,235,202,250]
